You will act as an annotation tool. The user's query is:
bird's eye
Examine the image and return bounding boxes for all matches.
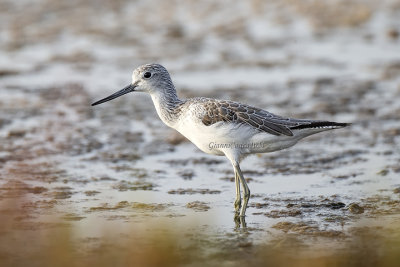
[143,72,152,79]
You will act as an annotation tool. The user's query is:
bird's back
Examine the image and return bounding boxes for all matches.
[177,97,348,135]
[170,97,349,159]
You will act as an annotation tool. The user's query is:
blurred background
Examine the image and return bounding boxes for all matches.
[1,0,400,266]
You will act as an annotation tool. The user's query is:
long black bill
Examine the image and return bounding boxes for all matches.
[91,83,136,106]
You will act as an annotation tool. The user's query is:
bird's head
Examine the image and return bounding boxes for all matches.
[91,63,173,106]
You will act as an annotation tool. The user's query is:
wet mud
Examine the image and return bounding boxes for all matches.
[1,0,400,266]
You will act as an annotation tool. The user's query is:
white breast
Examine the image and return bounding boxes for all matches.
[173,107,260,158]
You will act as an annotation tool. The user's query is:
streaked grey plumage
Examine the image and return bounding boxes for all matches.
[175,97,349,136]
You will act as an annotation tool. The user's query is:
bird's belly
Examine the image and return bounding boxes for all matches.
[175,122,224,156]
[174,119,256,156]
[246,133,300,154]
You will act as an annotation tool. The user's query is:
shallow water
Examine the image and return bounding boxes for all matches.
[1,0,400,266]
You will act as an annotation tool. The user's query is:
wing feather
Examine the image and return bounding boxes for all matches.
[198,98,296,136]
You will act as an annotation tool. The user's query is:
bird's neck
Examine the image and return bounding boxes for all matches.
[150,87,184,127]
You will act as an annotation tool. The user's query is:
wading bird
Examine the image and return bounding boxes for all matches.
[92,64,349,218]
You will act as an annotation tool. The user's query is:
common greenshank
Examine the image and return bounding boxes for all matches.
[92,63,350,218]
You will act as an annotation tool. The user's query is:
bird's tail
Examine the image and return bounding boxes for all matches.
[290,121,351,131]
[287,120,350,139]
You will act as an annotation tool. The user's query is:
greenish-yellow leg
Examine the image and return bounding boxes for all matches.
[234,171,241,213]
[234,163,250,217]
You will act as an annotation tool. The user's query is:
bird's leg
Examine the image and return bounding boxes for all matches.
[234,171,241,214]
[234,163,250,217]
[239,215,247,228]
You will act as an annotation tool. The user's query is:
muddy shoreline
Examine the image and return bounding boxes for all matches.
[1,0,400,266]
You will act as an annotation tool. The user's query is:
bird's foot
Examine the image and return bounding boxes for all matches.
[234,214,247,229]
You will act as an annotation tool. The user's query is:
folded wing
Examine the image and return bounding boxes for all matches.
[198,98,349,136]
